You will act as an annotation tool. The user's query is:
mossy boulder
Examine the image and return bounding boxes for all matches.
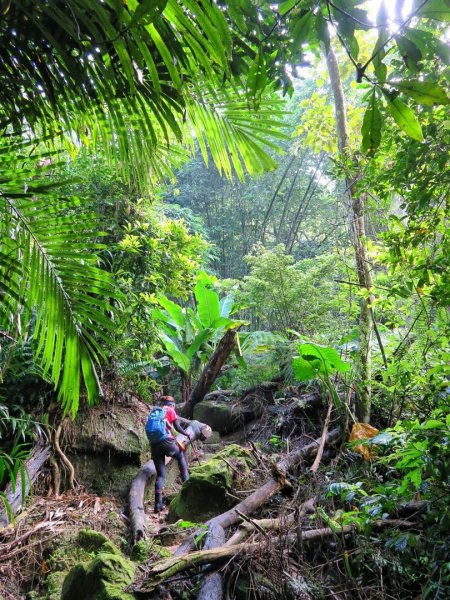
[44,529,133,600]
[65,402,148,459]
[193,401,231,433]
[61,551,135,600]
[70,454,139,498]
[169,444,254,521]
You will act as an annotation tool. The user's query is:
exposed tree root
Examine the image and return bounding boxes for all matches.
[53,421,76,490]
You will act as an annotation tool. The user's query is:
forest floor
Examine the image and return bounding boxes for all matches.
[0,387,427,600]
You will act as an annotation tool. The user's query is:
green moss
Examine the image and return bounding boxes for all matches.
[169,444,254,521]
[42,529,130,600]
[61,552,135,600]
[130,539,171,562]
[130,540,152,562]
[70,455,139,497]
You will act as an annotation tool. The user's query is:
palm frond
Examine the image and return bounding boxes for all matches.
[0,140,116,416]
[0,1,286,189]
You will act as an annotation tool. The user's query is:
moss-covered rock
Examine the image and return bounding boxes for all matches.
[130,539,171,562]
[193,401,231,433]
[42,528,131,600]
[70,454,139,498]
[169,444,254,521]
[61,551,135,600]
[65,403,148,459]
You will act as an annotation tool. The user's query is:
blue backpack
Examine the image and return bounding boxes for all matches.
[145,407,168,444]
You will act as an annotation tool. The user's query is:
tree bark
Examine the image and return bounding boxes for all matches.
[128,420,212,542]
[325,44,373,423]
[182,328,241,418]
[197,521,225,600]
[0,440,51,527]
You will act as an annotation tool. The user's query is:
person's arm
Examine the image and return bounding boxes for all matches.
[166,406,190,438]
[173,418,190,438]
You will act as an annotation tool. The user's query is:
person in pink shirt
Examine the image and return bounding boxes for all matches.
[151,396,190,513]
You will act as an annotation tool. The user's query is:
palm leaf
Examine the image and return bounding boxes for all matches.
[0,140,116,416]
[0,1,286,190]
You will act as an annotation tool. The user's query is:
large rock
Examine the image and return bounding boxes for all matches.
[193,397,264,434]
[193,401,231,433]
[169,444,254,521]
[61,530,134,600]
[64,399,149,460]
[63,397,151,497]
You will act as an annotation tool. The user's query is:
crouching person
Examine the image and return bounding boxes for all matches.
[146,395,190,513]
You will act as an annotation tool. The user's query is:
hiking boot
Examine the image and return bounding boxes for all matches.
[154,491,164,514]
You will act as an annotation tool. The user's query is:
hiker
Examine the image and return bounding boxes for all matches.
[146,395,191,513]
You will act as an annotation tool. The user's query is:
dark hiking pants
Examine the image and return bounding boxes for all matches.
[151,439,189,493]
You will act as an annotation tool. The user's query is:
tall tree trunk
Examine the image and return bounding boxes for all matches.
[325,45,373,422]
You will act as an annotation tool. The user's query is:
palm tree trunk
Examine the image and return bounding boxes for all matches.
[325,45,373,422]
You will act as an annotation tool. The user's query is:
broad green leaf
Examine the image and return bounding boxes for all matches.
[414,0,450,20]
[315,10,330,55]
[361,89,382,153]
[194,282,221,327]
[158,296,186,328]
[292,356,316,381]
[421,419,446,430]
[388,80,450,106]
[395,36,423,72]
[219,295,235,318]
[298,343,350,374]
[292,11,314,52]
[186,329,211,361]
[384,93,424,142]
[278,0,299,16]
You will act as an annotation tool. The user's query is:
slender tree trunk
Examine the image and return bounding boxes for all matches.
[181,371,192,404]
[325,45,373,422]
[181,327,241,418]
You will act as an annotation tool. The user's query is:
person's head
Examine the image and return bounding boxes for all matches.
[160,395,176,407]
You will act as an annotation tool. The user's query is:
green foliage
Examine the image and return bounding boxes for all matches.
[292,341,350,408]
[237,244,351,341]
[0,402,41,522]
[152,274,243,382]
[0,140,116,415]
[0,1,286,189]
[292,343,350,381]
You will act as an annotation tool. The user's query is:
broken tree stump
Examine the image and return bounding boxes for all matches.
[0,440,51,527]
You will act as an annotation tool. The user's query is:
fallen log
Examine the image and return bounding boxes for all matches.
[224,497,316,547]
[0,440,51,528]
[128,420,211,542]
[134,517,418,592]
[182,328,241,418]
[174,428,341,556]
[197,521,225,600]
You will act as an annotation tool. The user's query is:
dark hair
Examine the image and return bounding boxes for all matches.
[161,395,176,405]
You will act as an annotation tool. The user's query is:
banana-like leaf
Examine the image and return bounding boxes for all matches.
[194,282,221,328]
